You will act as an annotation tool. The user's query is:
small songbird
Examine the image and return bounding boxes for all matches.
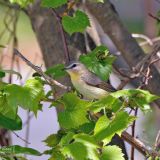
[65,62,116,100]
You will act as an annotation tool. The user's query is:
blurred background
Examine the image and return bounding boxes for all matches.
[0,0,160,159]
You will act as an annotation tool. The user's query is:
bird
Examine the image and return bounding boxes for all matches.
[65,62,116,100]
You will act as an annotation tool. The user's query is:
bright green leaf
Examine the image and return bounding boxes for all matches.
[57,93,90,129]
[90,95,122,113]
[74,134,99,160]
[94,115,110,135]
[3,78,44,116]
[62,142,87,160]
[41,0,67,8]
[100,145,125,160]
[0,145,41,156]
[80,45,116,81]
[111,89,159,113]
[62,10,90,35]
[45,64,67,79]
[94,112,135,145]
[59,132,74,146]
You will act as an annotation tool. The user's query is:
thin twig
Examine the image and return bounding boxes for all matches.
[14,48,69,90]
[51,9,70,63]
[149,13,160,22]
[23,113,34,127]
[25,111,30,148]
[12,131,30,144]
[131,108,138,160]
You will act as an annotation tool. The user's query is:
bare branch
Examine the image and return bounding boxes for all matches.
[14,48,69,90]
[122,131,160,158]
[51,9,70,63]
[12,131,30,144]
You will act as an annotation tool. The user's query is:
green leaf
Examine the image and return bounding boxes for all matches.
[9,0,33,7]
[57,93,90,129]
[94,112,135,145]
[49,150,65,160]
[3,78,44,116]
[45,64,67,79]
[0,114,22,130]
[80,45,116,81]
[90,95,122,113]
[41,0,67,8]
[61,142,87,160]
[43,134,61,147]
[0,145,41,156]
[111,89,159,113]
[74,134,99,160]
[78,121,95,134]
[0,91,17,119]
[0,70,5,78]
[59,132,75,146]
[62,10,90,35]
[100,145,125,160]
[94,115,110,135]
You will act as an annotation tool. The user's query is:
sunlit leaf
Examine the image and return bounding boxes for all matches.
[100,145,125,160]
[80,45,116,81]
[111,89,159,113]
[62,10,90,35]
[57,93,90,129]
[94,112,135,145]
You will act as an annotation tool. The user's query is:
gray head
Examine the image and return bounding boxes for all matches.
[65,62,88,76]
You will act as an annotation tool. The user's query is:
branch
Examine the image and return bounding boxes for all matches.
[14,48,69,90]
[12,131,30,144]
[122,131,160,158]
[51,9,70,63]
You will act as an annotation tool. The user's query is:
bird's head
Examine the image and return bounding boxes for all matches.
[65,62,87,79]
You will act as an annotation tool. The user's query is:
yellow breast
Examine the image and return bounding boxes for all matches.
[71,76,108,100]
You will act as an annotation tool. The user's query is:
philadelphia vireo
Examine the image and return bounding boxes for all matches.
[65,62,116,100]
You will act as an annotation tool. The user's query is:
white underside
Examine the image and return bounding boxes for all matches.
[71,78,108,100]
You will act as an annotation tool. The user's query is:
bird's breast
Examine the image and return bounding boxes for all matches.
[71,78,108,100]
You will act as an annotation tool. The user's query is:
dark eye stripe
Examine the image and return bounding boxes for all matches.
[71,64,77,68]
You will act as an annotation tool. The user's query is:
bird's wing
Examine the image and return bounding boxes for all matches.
[81,71,116,92]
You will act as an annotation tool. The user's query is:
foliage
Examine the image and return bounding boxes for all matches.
[45,64,67,79]
[80,45,116,81]
[1,0,160,160]
[62,10,90,35]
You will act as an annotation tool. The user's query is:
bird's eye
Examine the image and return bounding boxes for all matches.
[72,64,77,68]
